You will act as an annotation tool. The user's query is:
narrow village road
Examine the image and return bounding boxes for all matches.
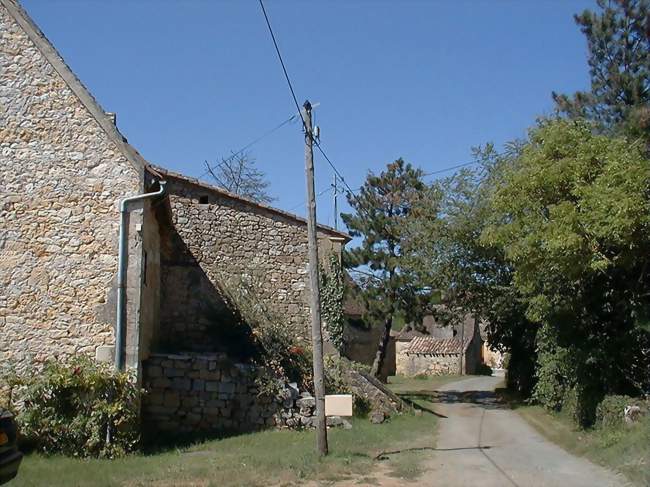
[417,375,628,487]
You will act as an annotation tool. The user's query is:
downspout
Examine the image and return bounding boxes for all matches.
[115,181,167,371]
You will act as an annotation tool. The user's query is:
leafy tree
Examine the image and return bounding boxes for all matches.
[341,159,425,378]
[204,152,275,204]
[403,148,538,394]
[553,0,650,137]
[483,119,650,423]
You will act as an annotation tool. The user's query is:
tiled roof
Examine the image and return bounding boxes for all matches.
[395,328,427,342]
[404,336,470,355]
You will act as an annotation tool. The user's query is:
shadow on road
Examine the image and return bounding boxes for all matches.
[399,389,507,412]
[375,445,493,460]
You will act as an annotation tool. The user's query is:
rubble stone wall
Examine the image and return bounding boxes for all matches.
[0,3,144,374]
[396,351,461,376]
[158,176,343,352]
[142,353,319,434]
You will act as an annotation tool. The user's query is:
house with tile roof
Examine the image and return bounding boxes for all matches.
[395,313,484,376]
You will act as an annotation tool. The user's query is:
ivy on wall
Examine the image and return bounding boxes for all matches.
[320,254,345,353]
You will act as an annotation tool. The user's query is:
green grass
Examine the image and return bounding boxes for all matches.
[512,401,650,486]
[9,413,437,487]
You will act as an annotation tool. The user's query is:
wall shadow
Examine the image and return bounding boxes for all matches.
[157,217,256,361]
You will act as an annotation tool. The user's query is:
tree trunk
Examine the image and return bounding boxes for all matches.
[370,314,393,379]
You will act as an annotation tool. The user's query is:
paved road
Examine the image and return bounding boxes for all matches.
[416,375,628,487]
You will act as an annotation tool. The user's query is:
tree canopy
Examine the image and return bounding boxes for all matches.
[553,0,650,138]
[341,159,425,376]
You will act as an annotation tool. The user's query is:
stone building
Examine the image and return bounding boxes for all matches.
[0,0,349,399]
[395,314,484,376]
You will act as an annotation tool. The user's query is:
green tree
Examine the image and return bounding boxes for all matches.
[553,0,650,137]
[483,119,650,423]
[341,159,425,378]
[403,148,538,394]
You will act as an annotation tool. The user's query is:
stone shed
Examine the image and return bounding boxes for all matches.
[395,316,484,376]
[0,0,350,432]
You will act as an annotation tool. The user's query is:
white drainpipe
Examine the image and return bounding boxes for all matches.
[115,181,166,371]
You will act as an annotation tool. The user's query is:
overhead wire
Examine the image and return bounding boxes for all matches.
[199,113,297,180]
[258,0,308,132]
[258,0,497,228]
[287,186,334,212]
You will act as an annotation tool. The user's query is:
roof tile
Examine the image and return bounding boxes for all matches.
[404,336,470,355]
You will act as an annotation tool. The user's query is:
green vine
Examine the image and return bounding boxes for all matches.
[320,254,345,352]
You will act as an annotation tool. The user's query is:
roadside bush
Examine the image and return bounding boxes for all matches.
[6,357,141,458]
[476,363,493,376]
[324,355,351,394]
[596,395,647,429]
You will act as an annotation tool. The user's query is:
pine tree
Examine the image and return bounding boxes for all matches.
[341,159,425,378]
[552,0,650,137]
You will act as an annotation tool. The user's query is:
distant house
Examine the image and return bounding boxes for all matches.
[395,313,484,376]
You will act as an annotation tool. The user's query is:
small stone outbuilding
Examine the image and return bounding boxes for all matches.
[395,315,484,376]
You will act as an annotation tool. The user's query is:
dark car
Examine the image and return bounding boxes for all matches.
[0,409,22,485]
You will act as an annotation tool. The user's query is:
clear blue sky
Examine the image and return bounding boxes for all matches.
[23,0,594,227]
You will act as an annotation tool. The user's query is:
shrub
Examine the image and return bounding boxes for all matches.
[476,363,493,376]
[324,355,353,394]
[596,395,647,429]
[6,357,141,458]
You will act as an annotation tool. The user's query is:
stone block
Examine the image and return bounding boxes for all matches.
[148,391,164,405]
[171,377,191,391]
[95,345,114,363]
[192,379,205,392]
[205,381,220,392]
[296,397,315,409]
[152,377,171,388]
[219,382,236,394]
[164,391,180,408]
[166,368,185,378]
[147,366,163,378]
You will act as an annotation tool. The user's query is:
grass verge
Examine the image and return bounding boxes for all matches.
[9,413,436,487]
[503,392,650,486]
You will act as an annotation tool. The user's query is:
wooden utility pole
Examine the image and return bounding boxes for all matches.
[303,100,328,456]
[332,174,338,230]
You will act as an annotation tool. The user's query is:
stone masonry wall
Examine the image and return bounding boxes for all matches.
[0,4,144,374]
[158,176,343,351]
[396,348,461,377]
[142,353,321,434]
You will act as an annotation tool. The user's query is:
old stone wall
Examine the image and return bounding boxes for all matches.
[157,175,343,352]
[396,351,461,376]
[142,353,323,434]
[0,3,145,374]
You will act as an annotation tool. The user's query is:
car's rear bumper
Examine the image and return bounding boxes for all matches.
[0,449,23,485]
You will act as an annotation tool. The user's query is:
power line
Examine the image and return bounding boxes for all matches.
[199,113,297,180]
[287,185,333,212]
[313,141,358,198]
[345,155,501,194]
[258,0,476,233]
[423,159,481,177]
[258,0,307,132]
